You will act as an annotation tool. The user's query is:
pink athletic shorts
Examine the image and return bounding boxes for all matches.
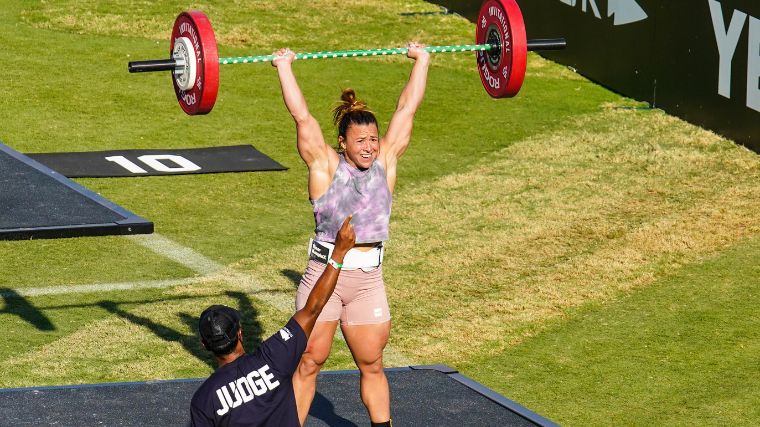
[295,260,391,325]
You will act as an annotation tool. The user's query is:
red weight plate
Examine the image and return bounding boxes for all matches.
[171,10,219,115]
[476,0,527,98]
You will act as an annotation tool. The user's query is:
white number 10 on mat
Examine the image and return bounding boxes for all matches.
[105,155,201,174]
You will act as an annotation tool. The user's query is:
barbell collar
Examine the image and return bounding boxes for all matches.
[526,38,566,51]
[128,59,178,73]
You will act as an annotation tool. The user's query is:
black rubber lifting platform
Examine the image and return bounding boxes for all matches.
[0,142,152,240]
[0,365,558,426]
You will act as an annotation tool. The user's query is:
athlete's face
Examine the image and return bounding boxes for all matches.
[340,123,379,170]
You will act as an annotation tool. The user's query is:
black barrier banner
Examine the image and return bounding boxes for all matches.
[518,0,760,151]
[433,0,760,152]
[26,145,287,178]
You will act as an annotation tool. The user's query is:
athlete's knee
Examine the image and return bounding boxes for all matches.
[298,352,326,377]
[357,354,384,376]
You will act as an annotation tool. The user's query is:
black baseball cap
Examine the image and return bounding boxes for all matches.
[199,305,241,353]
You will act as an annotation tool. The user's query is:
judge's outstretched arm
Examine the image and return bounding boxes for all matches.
[292,215,355,337]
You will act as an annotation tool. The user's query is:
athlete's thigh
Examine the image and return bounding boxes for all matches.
[303,320,340,364]
[341,321,390,365]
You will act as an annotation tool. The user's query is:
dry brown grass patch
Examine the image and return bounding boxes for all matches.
[385,109,760,364]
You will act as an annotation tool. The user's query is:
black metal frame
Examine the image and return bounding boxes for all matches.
[0,142,153,240]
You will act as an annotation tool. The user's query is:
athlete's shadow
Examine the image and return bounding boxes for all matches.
[309,392,359,426]
[98,291,263,369]
[0,288,55,331]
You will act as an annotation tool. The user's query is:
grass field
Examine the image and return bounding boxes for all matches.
[2,1,760,425]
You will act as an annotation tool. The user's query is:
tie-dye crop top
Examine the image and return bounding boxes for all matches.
[312,155,392,243]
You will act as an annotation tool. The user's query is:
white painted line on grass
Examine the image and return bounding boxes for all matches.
[126,233,223,275]
[126,233,294,311]
[212,270,294,313]
[2,232,414,366]
[125,234,415,365]
[123,233,295,315]
[0,278,199,298]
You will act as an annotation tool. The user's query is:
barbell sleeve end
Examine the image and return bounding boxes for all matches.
[526,38,567,51]
[128,59,178,73]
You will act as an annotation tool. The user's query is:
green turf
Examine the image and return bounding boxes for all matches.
[1,1,759,425]
[1,0,614,267]
[0,284,284,386]
[0,237,194,287]
[463,235,760,426]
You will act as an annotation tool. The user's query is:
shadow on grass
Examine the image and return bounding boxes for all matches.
[281,269,303,288]
[32,292,223,311]
[97,291,264,369]
[0,288,55,331]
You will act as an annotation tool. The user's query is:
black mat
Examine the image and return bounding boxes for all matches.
[0,366,558,427]
[0,142,152,240]
[27,145,287,178]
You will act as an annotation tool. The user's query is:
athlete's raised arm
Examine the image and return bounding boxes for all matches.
[380,42,430,191]
[273,48,338,198]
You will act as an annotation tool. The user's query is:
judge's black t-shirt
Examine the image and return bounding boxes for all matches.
[190,318,307,426]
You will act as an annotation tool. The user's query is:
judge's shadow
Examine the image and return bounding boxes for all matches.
[98,290,263,369]
[0,288,55,331]
[280,269,303,288]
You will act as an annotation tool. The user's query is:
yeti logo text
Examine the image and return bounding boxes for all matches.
[558,0,601,18]
[557,0,647,26]
[708,0,760,112]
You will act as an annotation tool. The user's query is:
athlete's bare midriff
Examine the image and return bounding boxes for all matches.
[354,242,382,252]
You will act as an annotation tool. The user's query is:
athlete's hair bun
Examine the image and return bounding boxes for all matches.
[333,88,371,127]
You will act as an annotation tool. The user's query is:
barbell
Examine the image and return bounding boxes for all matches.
[128,0,566,115]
